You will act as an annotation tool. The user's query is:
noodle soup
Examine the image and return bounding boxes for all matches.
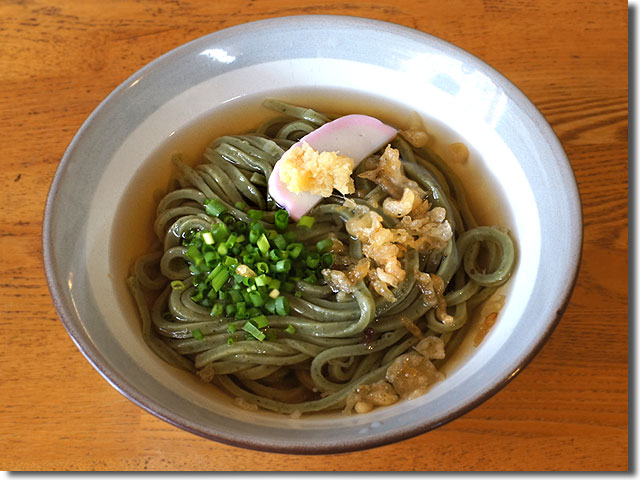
[113,90,517,416]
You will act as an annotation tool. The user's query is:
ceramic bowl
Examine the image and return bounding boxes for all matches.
[43,15,582,454]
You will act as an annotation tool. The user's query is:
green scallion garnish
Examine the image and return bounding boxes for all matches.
[181,200,338,341]
[275,296,290,316]
[247,209,263,221]
[316,238,333,253]
[202,231,214,245]
[192,328,204,340]
[242,321,266,341]
[204,198,226,217]
[275,259,291,273]
[320,252,334,268]
[257,233,270,255]
[253,314,269,329]
[274,209,290,231]
[297,215,315,229]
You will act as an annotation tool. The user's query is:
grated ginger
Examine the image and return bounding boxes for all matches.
[278,141,355,197]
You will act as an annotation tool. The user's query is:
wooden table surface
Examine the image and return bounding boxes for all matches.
[0,0,628,472]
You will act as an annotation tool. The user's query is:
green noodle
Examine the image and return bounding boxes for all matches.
[127,99,516,415]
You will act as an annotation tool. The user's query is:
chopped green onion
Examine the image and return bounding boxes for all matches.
[306,252,320,269]
[225,233,238,247]
[253,314,269,329]
[242,321,266,341]
[181,203,341,331]
[170,280,185,291]
[275,259,291,273]
[229,290,242,303]
[257,233,270,255]
[297,215,315,229]
[186,245,203,264]
[249,291,265,307]
[203,251,218,265]
[285,325,296,335]
[223,255,238,267]
[321,252,334,267]
[286,243,304,259]
[212,223,229,243]
[274,209,290,231]
[273,234,288,250]
[227,337,235,345]
[211,303,224,316]
[265,299,277,314]
[243,252,258,265]
[316,238,333,253]
[204,198,226,217]
[236,301,247,315]
[275,296,290,316]
[192,328,204,340]
[202,231,214,245]
[247,209,263,221]
[227,323,237,334]
[207,263,224,282]
[303,273,318,284]
[210,269,230,292]
[269,249,285,262]
[220,213,236,225]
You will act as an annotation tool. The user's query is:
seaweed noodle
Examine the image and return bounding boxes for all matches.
[127,100,516,415]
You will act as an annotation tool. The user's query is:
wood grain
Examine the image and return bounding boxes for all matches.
[0,0,628,471]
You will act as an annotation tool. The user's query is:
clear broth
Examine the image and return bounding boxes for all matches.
[110,87,516,394]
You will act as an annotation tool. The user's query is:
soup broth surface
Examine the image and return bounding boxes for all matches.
[110,88,516,406]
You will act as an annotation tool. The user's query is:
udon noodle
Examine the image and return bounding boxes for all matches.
[127,99,515,415]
